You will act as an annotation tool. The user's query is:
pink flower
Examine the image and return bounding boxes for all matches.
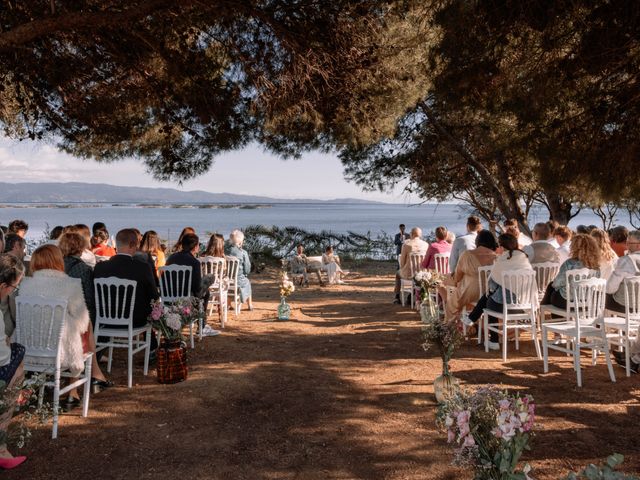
[150,303,163,321]
[456,410,470,425]
[447,429,455,443]
[183,307,191,316]
[462,435,475,447]
[498,399,511,410]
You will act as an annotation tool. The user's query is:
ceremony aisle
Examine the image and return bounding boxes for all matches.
[7,262,639,479]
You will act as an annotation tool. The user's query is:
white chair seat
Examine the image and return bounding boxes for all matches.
[98,325,151,338]
[543,322,603,338]
[603,316,640,329]
[540,304,566,316]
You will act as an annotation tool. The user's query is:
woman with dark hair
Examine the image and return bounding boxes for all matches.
[440,230,498,323]
[0,254,26,469]
[467,234,533,350]
[91,229,116,258]
[204,233,225,259]
[173,227,195,252]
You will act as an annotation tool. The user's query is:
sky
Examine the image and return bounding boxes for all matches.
[0,136,415,203]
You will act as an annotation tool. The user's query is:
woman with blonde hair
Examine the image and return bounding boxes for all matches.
[18,245,111,408]
[228,229,252,310]
[590,228,618,280]
[540,234,601,310]
[140,230,165,275]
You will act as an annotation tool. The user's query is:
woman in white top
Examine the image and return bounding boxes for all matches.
[322,246,348,284]
[591,228,618,280]
[0,254,26,469]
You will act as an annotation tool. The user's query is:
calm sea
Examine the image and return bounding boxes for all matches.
[0,203,631,244]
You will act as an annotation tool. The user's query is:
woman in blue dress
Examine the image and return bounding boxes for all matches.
[227,230,253,311]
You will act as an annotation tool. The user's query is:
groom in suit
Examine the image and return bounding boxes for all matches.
[94,228,159,328]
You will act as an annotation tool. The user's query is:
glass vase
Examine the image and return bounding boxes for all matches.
[277,296,291,320]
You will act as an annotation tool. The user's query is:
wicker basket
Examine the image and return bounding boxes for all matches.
[157,339,188,384]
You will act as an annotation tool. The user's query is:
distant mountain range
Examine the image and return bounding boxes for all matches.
[0,182,385,205]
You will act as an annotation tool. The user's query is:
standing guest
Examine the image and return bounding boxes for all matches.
[166,233,202,297]
[7,220,28,239]
[94,229,159,329]
[421,226,452,270]
[440,230,498,324]
[59,233,96,324]
[591,228,618,280]
[173,227,196,252]
[605,230,640,314]
[394,224,410,264]
[449,216,482,272]
[322,246,349,284]
[609,225,629,258]
[47,225,64,246]
[554,226,573,264]
[73,224,97,268]
[467,234,532,350]
[3,234,25,260]
[19,245,111,407]
[140,230,166,276]
[503,219,532,247]
[540,234,601,310]
[0,254,26,469]
[227,230,253,310]
[394,227,429,304]
[522,222,560,264]
[91,229,116,258]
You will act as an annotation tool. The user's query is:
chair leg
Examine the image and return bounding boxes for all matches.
[502,321,508,362]
[542,326,549,373]
[82,356,92,418]
[625,337,631,377]
[574,342,582,388]
[189,322,195,349]
[531,314,542,359]
[484,313,489,352]
[128,336,134,389]
[107,339,114,373]
[603,333,616,383]
[52,369,60,439]
[143,329,151,376]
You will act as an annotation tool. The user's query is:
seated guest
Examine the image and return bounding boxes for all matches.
[547,220,560,248]
[467,234,532,350]
[0,254,26,469]
[449,216,482,272]
[140,230,166,276]
[92,222,107,236]
[605,230,640,314]
[554,226,572,264]
[204,233,225,260]
[540,234,601,310]
[322,245,348,284]
[394,227,429,304]
[94,229,159,328]
[91,229,116,258]
[422,226,452,270]
[166,233,202,297]
[19,245,111,407]
[609,225,629,258]
[522,222,560,264]
[441,230,498,323]
[3,234,25,260]
[47,225,64,246]
[446,231,456,245]
[59,233,96,324]
[65,224,96,268]
[291,244,323,286]
[173,227,195,252]
[7,220,28,239]
[503,219,532,247]
[591,228,618,280]
[227,230,253,310]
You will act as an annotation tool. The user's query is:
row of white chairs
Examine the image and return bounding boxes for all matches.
[401,252,451,309]
[12,255,245,439]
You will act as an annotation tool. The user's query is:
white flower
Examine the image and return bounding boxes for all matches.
[166,313,182,331]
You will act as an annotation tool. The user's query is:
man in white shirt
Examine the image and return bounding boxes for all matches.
[522,223,560,264]
[394,227,429,304]
[449,216,482,272]
[607,230,640,372]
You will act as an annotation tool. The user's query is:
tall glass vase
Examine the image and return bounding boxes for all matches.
[277,296,291,320]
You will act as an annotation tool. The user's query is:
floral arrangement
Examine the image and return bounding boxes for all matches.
[148,298,201,341]
[279,271,296,298]
[565,454,638,480]
[422,315,463,376]
[0,375,51,449]
[414,269,444,307]
[437,387,535,480]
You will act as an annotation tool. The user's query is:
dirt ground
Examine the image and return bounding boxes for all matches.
[7,261,639,479]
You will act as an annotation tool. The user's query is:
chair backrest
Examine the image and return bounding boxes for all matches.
[566,268,598,305]
[15,295,67,368]
[572,278,606,329]
[94,277,137,327]
[159,265,193,302]
[499,270,538,310]
[409,252,425,277]
[200,256,225,278]
[477,265,493,299]
[434,253,450,275]
[531,262,561,297]
[225,255,240,283]
[623,276,640,325]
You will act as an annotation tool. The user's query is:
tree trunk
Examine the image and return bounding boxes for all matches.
[545,192,577,225]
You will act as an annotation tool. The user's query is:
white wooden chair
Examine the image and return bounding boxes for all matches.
[463,264,493,344]
[159,265,201,349]
[434,253,450,275]
[94,277,150,388]
[604,276,640,377]
[540,268,598,324]
[15,296,92,439]
[225,255,244,315]
[542,278,615,387]
[483,269,541,361]
[200,256,228,328]
[401,252,425,308]
[531,262,561,302]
